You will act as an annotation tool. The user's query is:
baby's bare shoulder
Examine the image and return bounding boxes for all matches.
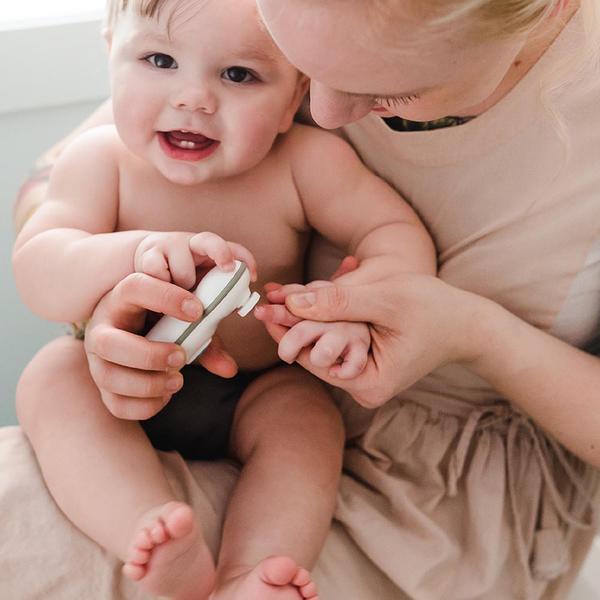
[279,124,368,198]
[280,123,352,156]
[55,125,123,174]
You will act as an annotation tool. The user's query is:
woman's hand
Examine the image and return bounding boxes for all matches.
[84,273,238,420]
[259,272,488,408]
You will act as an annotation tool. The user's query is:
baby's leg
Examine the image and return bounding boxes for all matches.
[16,336,215,600]
[211,366,345,600]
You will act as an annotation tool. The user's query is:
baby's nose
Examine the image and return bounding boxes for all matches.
[172,85,217,114]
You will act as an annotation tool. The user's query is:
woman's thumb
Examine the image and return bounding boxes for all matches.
[286,283,367,322]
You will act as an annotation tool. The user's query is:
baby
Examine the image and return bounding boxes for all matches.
[13,0,436,599]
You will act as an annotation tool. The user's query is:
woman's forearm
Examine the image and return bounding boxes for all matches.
[470,298,600,467]
[13,229,149,323]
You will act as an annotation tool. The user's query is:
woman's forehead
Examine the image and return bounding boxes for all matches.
[257,0,464,95]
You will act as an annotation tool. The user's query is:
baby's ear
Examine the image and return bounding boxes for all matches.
[278,75,310,133]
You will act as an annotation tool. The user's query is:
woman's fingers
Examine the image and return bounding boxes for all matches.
[286,282,378,323]
[195,334,239,378]
[101,391,171,421]
[106,273,203,325]
[87,353,183,399]
[330,255,360,280]
[86,324,185,371]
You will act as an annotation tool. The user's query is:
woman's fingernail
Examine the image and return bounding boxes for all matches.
[288,293,316,309]
[167,374,183,392]
[168,351,185,368]
[182,300,202,319]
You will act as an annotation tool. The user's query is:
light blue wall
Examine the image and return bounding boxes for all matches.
[0,100,104,425]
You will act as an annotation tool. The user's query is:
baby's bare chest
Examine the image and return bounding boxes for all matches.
[116,164,308,285]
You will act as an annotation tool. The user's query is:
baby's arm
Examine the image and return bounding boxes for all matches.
[12,126,151,322]
[290,125,436,284]
[257,127,436,378]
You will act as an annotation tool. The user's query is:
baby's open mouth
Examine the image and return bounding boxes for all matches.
[158,130,220,161]
[163,130,217,150]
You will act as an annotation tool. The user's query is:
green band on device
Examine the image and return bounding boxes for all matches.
[175,263,247,346]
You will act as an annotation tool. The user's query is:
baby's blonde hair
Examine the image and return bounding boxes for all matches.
[105,0,167,29]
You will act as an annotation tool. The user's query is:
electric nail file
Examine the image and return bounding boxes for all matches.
[146,260,260,364]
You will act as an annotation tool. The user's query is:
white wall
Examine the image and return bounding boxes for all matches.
[0,15,108,425]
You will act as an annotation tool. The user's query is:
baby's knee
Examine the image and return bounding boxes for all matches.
[16,336,87,430]
[234,367,345,455]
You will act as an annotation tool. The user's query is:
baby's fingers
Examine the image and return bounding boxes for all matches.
[266,283,310,304]
[278,321,326,364]
[227,242,258,282]
[165,243,197,290]
[137,248,171,282]
[310,329,348,369]
[189,233,257,280]
[254,303,302,327]
[189,232,236,271]
[329,340,369,380]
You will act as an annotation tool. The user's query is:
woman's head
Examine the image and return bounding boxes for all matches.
[257,0,578,127]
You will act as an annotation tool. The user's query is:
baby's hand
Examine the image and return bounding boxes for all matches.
[134,231,257,290]
[278,319,370,380]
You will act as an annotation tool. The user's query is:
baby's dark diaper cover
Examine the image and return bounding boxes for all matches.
[141,365,260,460]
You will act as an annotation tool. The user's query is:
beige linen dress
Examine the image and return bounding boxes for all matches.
[0,8,598,600]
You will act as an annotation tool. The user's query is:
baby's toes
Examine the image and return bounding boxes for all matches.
[132,527,154,551]
[122,561,147,581]
[128,546,151,565]
[293,567,318,599]
[293,567,311,587]
[149,520,169,545]
[300,581,318,599]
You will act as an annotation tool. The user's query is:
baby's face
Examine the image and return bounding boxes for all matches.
[108,0,304,185]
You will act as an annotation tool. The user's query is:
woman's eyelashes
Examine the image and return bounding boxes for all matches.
[143,52,178,69]
[373,94,420,107]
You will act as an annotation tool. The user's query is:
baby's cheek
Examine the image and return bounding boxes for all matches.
[234,116,280,168]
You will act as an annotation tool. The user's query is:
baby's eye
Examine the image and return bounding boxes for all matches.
[222,66,257,84]
[145,53,178,69]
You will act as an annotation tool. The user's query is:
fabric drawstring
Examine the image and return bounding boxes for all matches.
[446,403,598,590]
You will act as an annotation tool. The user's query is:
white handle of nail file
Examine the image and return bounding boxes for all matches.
[146,260,260,364]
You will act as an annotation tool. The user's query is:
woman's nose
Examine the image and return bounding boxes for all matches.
[309,80,373,129]
[171,83,217,114]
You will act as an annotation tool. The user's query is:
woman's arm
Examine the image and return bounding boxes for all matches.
[272,275,600,468]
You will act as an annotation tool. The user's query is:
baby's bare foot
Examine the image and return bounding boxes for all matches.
[211,556,318,600]
[123,501,215,600]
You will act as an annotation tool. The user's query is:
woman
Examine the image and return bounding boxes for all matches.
[14,0,600,597]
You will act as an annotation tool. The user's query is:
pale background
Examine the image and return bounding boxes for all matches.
[0,2,597,596]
